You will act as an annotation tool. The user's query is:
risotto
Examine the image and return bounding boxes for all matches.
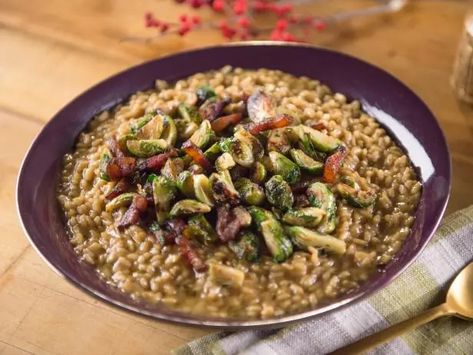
[57,67,421,319]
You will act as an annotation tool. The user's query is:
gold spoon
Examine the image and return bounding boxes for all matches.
[331,262,473,355]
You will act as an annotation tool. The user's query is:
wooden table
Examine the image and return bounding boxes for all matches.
[1,1,471,354]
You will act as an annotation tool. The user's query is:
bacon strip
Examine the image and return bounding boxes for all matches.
[323,146,347,183]
[117,194,148,230]
[136,149,177,172]
[105,178,130,200]
[176,233,207,272]
[248,114,293,135]
[182,141,212,172]
[210,113,242,132]
[215,205,244,242]
[106,157,136,180]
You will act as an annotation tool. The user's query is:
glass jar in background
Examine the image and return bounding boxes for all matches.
[451,11,473,104]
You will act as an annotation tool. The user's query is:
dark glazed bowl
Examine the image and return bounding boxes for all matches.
[17,42,451,328]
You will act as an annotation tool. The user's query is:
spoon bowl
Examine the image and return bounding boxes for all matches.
[447,262,473,319]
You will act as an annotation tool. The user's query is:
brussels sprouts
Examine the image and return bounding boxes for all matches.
[306,182,337,234]
[268,151,301,184]
[208,263,245,288]
[234,129,264,160]
[265,175,294,211]
[336,183,376,208]
[247,90,275,123]
[247,207,293,262]
[203,142,222,161]
[282,207,325,228]
[126,139,168,158]
[267,128,291,154]
[188,214,217,245]
[105,192,137,212]
[176,171,195,198]
[134,113,165,140]
[209,170,240,204]
[290,149,324,174]
[235,177,265,206]
[130,113,154,135]
[189,120,215,149]
[250,161,267,184]
[215,152,236,172]
[227,137,255,168]
[228,231,260,261]
[196,85,216,105]
[160,158,184,181]
[175,119,199,140]
[178,104,202,124]
[169,199,211,217]
[152,176,177,223]
[99,148,111,180]
[289,125,341,153]
[284,226,346,255]
[160,113,177,146]
[193,174,215,206]
[117,134,135,153]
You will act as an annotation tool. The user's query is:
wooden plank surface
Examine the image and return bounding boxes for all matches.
[1,0,471,354]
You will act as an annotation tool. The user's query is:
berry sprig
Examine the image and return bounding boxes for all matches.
[144,0,328,42]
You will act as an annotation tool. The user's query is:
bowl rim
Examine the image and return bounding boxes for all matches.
[16,41,451,328]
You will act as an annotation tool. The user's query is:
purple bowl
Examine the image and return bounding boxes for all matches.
[16,42,450,328]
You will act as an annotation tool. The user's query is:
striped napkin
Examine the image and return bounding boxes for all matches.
[176,205,473,355]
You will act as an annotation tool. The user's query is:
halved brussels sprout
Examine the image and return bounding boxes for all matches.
[250,161,267,184]
[265,175,294,211]
[235,177,265,206]
[203,142,222,161]
[247,90,275,123]
[247,207,293,263]
[189,120,215,149]
[227,138,255,168]
[208,263,245,288]
[284,226,346,255]
[152,176,177,223]
[135,113,165,140]
[99,148,111,180]
[188,214,217,245]
[176,171,195,198]
[160,158,184,181]
[175,119,199,140]
[126,139,168,158]
[290,149,324,174]
[130,113,154,135]
[105,192,137,212]
[160,113,177,147]
[267,128,291,154]
[209,170,239,204]
[178,104,202,123]
[306,182,337,234]
[193,174,215,206]
[215,152,236,172]
[169,199,211,217]
[289,125,341,153]
[196,85,216,105]
[228,230,260,262]
[234,128,264,160]
[268,151,301,184]
[117,134,136,153]
[282,207,325,228]
[336,183,376,208]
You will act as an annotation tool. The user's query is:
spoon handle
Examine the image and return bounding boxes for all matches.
[330,303,452,355]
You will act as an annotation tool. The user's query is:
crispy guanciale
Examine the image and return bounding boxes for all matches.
[106,157,136,180]
[105,178,130,200]
[117,194,148,229]
[248,114,293,135]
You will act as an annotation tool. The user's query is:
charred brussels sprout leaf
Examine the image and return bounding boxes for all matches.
[336,183,376,208]
[152,176,177,223]
[265,175,294,211]
[215,152,236,172]
[169,199,211,217]
[209,170,240,204]
[160,158,184,181]
[282,207,325,228]
[235,177,265,206]
[188,214,217,245]
[268,151,301,184]
[306,182,337,234]
[228,231,260,261]
[196,85,216,105]
[290,149,324,174]
[160,113,177,147]
[203,142,223,161]
[176,171,195,198]
[130,113,154,135]
[250,161,267,184]
[193,174,215,207]
[99,149,111,180]
[189,120,215,149]
[126,139,168,158]
[178,104,202,124]
[105,192,137,212]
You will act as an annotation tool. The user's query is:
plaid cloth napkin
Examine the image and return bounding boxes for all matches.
[176,205,473,355]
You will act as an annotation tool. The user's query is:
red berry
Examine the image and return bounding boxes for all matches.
[190,0,204,8]
[237,17,250,28]
[270,29,283,41]
[160,23,170,33]
[212,0,224,12]
[233,0,247,15]
[281,32,295,42]
[314,20,327,31]
[178,23,191,36]
[276,19,288,31]
[179,14,188,23]
[192,15,201,24]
